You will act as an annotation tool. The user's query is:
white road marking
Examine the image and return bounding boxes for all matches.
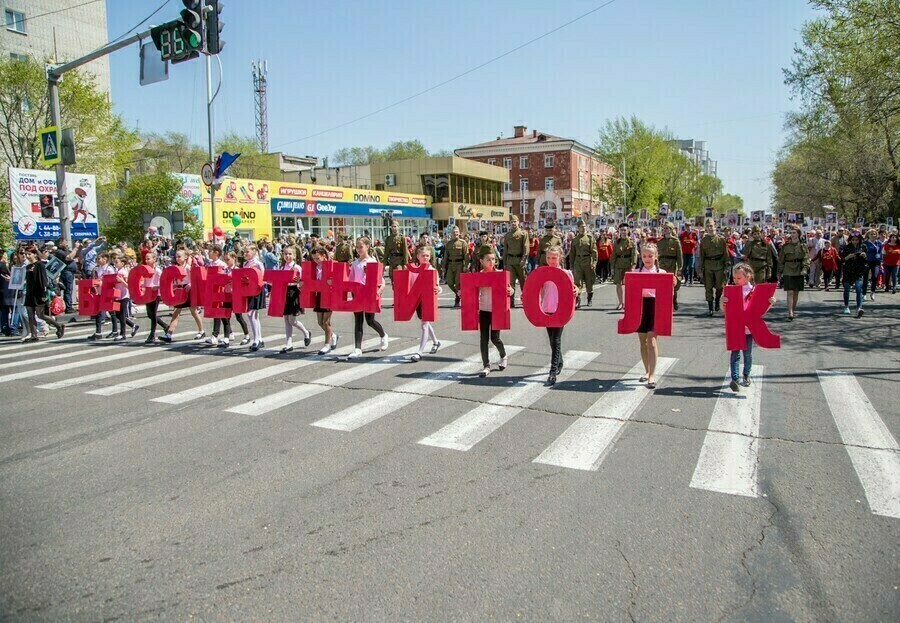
[0,341,83,360]
[689,365,765,497]
[533,358,678,471]
[4,331,196,369]
[418,350,600,451]
[312,346,524,431]
[151,338,370,405]
[227,339,425,416]
[818,370,900,519]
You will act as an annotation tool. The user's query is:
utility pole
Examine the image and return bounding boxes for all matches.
[206,49,216,233]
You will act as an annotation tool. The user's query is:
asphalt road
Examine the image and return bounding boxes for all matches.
[1,281,898,622]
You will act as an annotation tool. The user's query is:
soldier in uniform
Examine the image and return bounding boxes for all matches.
[333,233,353,263]
[441,226,469,308]
[539,221,563,266]
[383,220,409,284]
[657,222,684,310]
[742,225,773,285]
[698,218,728,316]
[612,225,637,310]
[776,226,810,321]
[503,215,529,307]
[568,219,598,307]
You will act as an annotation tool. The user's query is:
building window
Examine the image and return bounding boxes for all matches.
[503,157,512,169]
[503,182,512,192]
[5,9,25,34]
[545,177,554,191]
[519,156,529,169]
[520,178,528,192]
[544,154,554,168]
[487,158,496,166]
[521,200,528,214]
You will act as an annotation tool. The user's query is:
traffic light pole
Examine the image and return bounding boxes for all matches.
[46,28,151,248]
[206,45,217,233]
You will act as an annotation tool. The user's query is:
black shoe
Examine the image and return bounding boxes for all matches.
[547,373,557,386]
[144,336,156,344]
[706,309,714,317]
[673,300,679,311]
[510,296,516,308]
[131,324,140,338]
[453,295,460,308]
[741,376,751,387]
[714,301,721,312]
[729,379,740,392]
[249,343,260,352]
[56,325,65,339]
[280,345,294,354]
[303,332,312,347]
[587,293,593,306]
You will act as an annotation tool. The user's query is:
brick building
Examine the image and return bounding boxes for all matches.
[455,125,612,227]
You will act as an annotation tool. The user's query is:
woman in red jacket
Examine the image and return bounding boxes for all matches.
[883,232,900,294]
[820,239,841,291]
[595,233,613,282]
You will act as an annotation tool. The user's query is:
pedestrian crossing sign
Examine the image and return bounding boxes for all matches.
[40,126,60,165]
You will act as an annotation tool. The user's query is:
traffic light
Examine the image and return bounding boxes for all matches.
[180,0,203,52]
[205,0,225,55]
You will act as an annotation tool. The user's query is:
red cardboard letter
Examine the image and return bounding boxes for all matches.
[77,279,100,317]
[127,265,157,305]
[265,268,297,317]
[362,262,384,314]
[459,271,510,331]
[231,267,263,314]
[203,266,232,319]
[300,261,332,310]
[617,272,675,336]
[521,266,576,328]
[330,262,366,312]
[98,273,121,312]
[159,266,188,307]
[724,283,781,350]
[392,264,437,322]
[189,264,207,308]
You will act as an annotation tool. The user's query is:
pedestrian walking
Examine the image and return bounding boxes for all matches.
[347,237,387,359]
[777,227,810,321]
[541,245,576,385]
[408,245,442,363]
[724,263,776,392]
[476,248,512,377]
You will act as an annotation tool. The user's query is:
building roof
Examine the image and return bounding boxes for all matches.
[456,126,600,158]
[460,131,568,150]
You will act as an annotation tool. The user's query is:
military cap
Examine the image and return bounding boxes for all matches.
[665,221,676,231]
[509,214,519,223]
[705,218,715,226]
[751,225,761,233]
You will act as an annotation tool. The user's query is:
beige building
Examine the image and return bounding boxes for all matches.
[298,156,511,230]
[1,0,110,93]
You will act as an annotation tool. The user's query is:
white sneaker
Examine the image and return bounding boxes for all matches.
[318,344,332,355]
[229,333,236,341]
[380,334,389,350]
[843,307,851,315]
[347,348,362,359]
[498,356,508,371]
[205,336,218,346]
[479,366,490,377]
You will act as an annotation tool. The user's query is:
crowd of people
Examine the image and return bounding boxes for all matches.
[1,216,897,387]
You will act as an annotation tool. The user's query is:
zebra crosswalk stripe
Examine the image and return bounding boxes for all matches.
[533,357,678,471]
[817,370,900,519]
[312,346,525,432]
[0,341,84,360]
[152,338,373,405]
[689,365,764,498]
[418,350,600,452]
[227,340,431,416]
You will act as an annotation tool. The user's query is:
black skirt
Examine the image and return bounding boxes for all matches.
[636,296,656,334]
[313,292,330,314]
[247,285,268,311]
[782,275,805,292]
[284,285,301,316]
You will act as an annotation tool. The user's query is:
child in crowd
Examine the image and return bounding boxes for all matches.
[141,251,170,344]
[408,244,442,363]
[310,246,339,355]
[87,252,116,340]
[541,245,577,385]
[723,263,776,393]
[204,245,233,348]
[160,249,202,343]
[280,246,311,353]
[632,243,674,389]
[347,237,387,359]
[477,249,513,377]
[223,251,251,345]
[112,255,138,341]
[243,244,266,352]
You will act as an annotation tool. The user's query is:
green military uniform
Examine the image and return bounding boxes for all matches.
[333,236,353,263]
[383,221,409,282]
[777,239,810,285]
[372,244,385,265]
[699,220,728,314]
[503,216,529,306]
[568,221,598,306]
[612,237,637,285]
[657,224,684,309]
[441,232,469,307]
[743,227,773,284]
[539,226,563,266]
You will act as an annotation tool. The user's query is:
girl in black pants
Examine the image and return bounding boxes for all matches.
[347,237,387,359]
[141,252,169,343]
[541,245,577,385]
[477,249,513,377]
[112,255,137,341]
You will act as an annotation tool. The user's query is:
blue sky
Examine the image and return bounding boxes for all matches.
[107,0,817,211]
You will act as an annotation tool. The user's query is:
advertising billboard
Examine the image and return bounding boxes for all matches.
[7,167,98,240]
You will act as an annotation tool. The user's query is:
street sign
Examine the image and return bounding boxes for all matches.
[40,126,60,166]
[201,162,214,186]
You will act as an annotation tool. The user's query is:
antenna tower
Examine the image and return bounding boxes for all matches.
[252,59,269,152]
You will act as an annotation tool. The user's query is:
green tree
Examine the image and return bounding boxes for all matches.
[0,56,136,198]
[105,171,181,246]
[661,150,699,216]
[713,193,744,214]
[132,132,207,175]
[332,139,443,165]
[695,174,723,210]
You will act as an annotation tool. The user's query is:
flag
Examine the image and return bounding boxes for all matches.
[214,152,240,185]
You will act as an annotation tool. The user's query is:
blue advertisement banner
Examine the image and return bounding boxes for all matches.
[271,198,431,219]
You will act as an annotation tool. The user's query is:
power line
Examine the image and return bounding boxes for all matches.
[20,0,104,24]
[273,0,624,149]
[105,0,173,47]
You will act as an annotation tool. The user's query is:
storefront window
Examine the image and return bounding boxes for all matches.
[435,174,449,202]
[422,175,436,201]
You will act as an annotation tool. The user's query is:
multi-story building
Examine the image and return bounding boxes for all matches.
[455,125,612,226]
[0,1,110,93]
[675,139,717,177]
